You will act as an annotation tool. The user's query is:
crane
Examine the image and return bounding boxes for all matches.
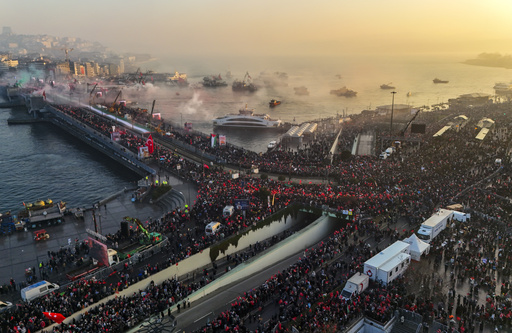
[60,47,74,62]
[400,108,422,137]
[108,90,123,113]
[123,216,162,245]
[88,83,98,106]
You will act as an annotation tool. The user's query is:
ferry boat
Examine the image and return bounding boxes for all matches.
[202,74,228,87]
[380,83,396,89]
[330,87,357,97]
[168,71,188,86]
[433,78,449,84]
[213,105,282,129]
[232,72,257,92]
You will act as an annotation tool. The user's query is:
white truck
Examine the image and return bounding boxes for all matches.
[341,272,370,300]
[417,209,454,243]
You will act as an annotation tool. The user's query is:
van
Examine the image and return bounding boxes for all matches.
[379,152,388,159]
[21,280,60,302]
[223,205,235,218]
[205,222,222,236]
[385,147,394,156]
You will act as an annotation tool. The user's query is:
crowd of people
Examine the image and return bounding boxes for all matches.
[2,97,512,332]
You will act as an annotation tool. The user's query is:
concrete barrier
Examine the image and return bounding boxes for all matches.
[42,214,332,331]
[176,215,331,305]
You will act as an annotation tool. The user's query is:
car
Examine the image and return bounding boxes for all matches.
[379,152,388,159]
[0,300,13,313]
[267,140,277,149]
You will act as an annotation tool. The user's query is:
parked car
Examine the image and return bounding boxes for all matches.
[0,300,13,313]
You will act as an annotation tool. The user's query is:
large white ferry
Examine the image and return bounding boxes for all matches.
[213,105,282,129]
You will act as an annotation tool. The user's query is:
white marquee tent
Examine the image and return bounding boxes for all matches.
[403,234,430,261]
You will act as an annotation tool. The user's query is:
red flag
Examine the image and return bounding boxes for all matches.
[42,90,46,101]
[146,135,154,154]
[43,312,66,324]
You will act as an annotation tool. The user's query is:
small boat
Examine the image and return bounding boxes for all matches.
[380,83,396,89]
[433,78,449,84]
[24,199,53,210]
[269,99,281,107]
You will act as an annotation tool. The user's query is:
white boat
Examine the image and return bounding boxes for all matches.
[213,105,282,128]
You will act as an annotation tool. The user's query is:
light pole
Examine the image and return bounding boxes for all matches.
[389,91,396,139]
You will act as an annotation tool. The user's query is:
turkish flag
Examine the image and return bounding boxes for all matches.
[43,312,66,324]
[146,134,154,154]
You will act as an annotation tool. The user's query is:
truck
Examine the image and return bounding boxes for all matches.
[66,248,121,281]
[341,272,370,300]
[416,209,454,243]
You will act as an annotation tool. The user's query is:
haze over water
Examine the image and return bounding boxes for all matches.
[132,54,512,149]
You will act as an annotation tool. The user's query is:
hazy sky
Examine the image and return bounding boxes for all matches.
[3,0,512,57]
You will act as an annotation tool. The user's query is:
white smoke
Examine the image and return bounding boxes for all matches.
[179,90,203,114]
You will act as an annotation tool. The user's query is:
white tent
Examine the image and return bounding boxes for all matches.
[403,234,430,261]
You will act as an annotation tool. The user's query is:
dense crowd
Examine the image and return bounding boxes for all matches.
[2,99,512,332]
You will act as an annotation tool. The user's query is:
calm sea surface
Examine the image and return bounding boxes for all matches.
[1,54,511,212]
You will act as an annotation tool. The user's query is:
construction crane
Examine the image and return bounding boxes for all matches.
[88,83,98,106]
[123,216,162,245]
[108,90,123,113]
[400,108,422,137]
[150,100,156,118]
[60,47,74,62]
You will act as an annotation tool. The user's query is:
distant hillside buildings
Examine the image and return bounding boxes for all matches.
[0,26,139,80]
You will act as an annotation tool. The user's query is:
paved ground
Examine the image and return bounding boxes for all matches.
[356,132,375,156]
[0,171,198,299]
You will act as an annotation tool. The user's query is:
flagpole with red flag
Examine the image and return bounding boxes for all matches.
[146,134,154,154]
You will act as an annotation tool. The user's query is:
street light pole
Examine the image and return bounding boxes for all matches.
[390,91,397,139]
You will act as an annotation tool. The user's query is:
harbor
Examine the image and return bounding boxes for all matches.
[1,51,512,333]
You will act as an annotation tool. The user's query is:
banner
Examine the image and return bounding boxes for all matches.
[184,122,193,131]
[87,237,109,267]
[211,134,217,148]
[111,131,121,142]
[146,134,154,154]
[152,113,161,120]
[138,146,149,159]
[219,135,226,146]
